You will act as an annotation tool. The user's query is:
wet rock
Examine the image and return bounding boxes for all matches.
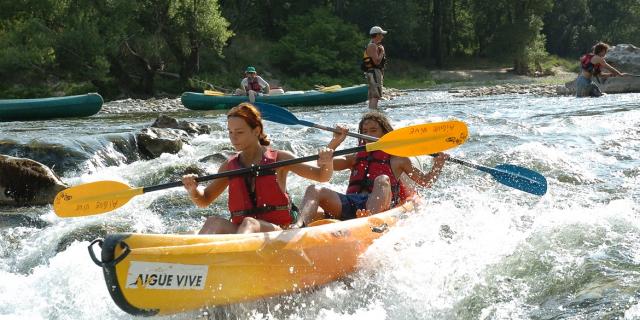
[151,115,211,135]
[0,155,68,206]
[136,127,189,159]
[182,165,207,176]
[606,44,640,74]
[0,212,49,228]
[199,153,229,163]
[0,140,92,176]
[597,76,640,93]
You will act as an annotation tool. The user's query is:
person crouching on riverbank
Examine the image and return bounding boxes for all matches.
[576,42,628,97]
[182,103,334,234]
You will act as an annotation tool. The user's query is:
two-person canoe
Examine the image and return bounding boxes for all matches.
[0,93,103,122]
[90,199,416,316]
[181,84,368,110]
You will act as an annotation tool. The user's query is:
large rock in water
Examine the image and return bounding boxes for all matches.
[136,115,216,159]
[606,44,640,74]
[0,155,68,206]
[136,127,189,159]
[562,43,640,95]
[151,114,212,135]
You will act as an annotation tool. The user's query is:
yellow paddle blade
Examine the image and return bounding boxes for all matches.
[318,85,341,92]
[54,181,143,217]
[366,121,468,157]
[204,90,224,96]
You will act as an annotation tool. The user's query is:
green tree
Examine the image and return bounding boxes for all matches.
[270,8,365,86]
[472,0,553,74]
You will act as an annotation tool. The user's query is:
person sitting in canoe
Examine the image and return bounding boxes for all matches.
[234,66,270,102]
[290,112,448,228]
[182,103,334,234]
[576,42,628,97]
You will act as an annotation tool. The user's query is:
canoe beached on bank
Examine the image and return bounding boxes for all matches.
[181,84,368,110]
[90,199,416,316]
[0,93,103,122]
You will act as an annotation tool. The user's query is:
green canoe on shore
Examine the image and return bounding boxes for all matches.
[0,93,103,122]
[181,84,368,110]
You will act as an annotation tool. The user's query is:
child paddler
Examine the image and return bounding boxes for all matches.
[182,103,334,234]
[290,112,448,228]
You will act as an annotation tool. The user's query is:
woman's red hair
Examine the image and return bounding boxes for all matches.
[227,103,270,146]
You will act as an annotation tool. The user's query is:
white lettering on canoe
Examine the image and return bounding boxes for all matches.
[126,261,208,290]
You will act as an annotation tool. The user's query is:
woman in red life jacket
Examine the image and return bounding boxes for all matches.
[290,112,448,228]
[576,42,627,97]
[182,103,334,234]
[234,66,270,103]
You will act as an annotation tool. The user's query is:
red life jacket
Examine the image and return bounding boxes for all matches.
[580,53,601,74]
[346,150,410,205]
[246,77,263,92]
[227,149,292,226]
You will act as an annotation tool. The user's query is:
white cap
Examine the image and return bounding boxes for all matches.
[369,26,388,35]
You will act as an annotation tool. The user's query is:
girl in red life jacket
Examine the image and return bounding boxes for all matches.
[182,103,334,234]
[290,112,448,228]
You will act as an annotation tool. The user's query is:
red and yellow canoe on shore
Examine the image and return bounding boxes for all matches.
[90,200,416,316]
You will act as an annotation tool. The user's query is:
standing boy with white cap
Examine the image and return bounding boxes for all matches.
[362,26,387,109]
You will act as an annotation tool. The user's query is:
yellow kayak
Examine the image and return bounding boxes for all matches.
[90,200,416,316]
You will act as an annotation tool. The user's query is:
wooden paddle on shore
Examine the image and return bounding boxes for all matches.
[255,102,547,196]
[53,121,468,217]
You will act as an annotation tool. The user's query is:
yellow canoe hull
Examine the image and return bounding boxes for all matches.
[93,200,415,316]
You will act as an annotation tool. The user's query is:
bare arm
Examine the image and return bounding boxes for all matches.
[327,125,355,171]
[397,153,448,188]
[366,43,384,65]
[279,149,334,182]
[182,162,230,208]
[593,56,625,76]
[258,76,270,93]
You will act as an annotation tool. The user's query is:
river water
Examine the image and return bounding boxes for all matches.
[1,91,639,319]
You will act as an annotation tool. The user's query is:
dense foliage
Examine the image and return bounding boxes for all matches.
[1,0,639,98]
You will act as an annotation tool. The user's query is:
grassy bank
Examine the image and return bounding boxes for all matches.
[385,55,577,90]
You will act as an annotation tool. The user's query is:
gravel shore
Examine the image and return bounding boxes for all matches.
[101,97,186,114]
[99,83,571,114]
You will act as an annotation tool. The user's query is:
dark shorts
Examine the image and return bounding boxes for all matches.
[337,193,369,220]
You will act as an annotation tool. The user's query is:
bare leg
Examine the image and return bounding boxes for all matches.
[199,216,238,234]
[248,90,257,103]
[236,217,281,234]
[294,185,344,227]
[365,175,392,214]
[368,98,379,109]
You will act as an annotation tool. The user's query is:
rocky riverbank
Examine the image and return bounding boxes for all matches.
[100,88,407,114]
[448,83,570,97]
[101,97,185,114]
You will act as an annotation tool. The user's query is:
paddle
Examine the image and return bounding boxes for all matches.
[255,102,547,196]
[316,85,342,93]
[204,90,225,96]
[53,121,468,217]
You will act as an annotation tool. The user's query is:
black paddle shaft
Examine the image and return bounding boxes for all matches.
[143,145,366,193]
